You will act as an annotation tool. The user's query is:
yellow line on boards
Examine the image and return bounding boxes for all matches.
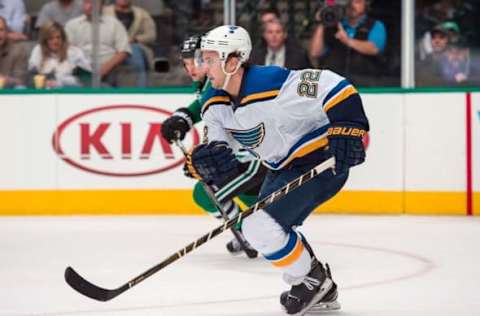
[0,190,201,215]
[0,190,473,215]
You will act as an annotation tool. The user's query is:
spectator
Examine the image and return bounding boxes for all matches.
[310,0,387,87]
[28,21,91,88]
[430,24,450,54]
[0,0,28,41]
[418,21,461,61]
[440,21,461,44]
[259,7,281,25]
[35,0,83,29]
[250,20,311,70]
[65,0,132,87]
[248,7,281,46]
[0,16,27,88]
[438,39,471,85]
[418,21,449,61]
[416,23,450,86]
[415,0,474,38]
[104,0,157,87]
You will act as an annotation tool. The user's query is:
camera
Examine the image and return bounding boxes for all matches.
[314,0,348,28]
[319,5,345,27]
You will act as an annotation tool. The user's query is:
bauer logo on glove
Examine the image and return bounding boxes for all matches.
[327,126,366,138]
[327,123,367,173]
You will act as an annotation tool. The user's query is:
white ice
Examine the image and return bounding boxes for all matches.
[1,215,479,316]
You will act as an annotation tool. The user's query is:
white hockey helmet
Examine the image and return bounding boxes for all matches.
[201,25,252,63]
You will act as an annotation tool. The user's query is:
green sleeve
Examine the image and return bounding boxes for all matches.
[186,99,203,124]
[186,80,212,124]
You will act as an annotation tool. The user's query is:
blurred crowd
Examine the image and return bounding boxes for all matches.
[0,0,158,88]
[415,0,480,86]
[0,0,478,89]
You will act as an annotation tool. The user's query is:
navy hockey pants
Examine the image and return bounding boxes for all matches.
[259,153,348,231]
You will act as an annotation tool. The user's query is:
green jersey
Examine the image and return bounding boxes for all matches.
[186,78,212,124]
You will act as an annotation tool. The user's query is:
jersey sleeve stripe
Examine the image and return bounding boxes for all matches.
[323,85,358,113]
[200,96,231,115]
[239,90,280,107]
[323,79,350,106]
[264,125,330,170]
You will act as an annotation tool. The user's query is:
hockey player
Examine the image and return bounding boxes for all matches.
[186,25,369,314]
[161,35,263,257]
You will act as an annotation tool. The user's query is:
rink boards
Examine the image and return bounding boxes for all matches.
[0,89,478,215]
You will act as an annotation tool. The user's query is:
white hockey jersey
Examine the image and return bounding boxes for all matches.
[200,65,358,170]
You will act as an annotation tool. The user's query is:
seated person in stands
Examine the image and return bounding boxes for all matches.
[65,0,132,87]
[250,19,311,69]
[438,39,471,85]
[249,7,281,46]
[0,17,28,88]
[35,0,83,28]
[259,7,281,25]
[418,21,460,61]
[0,0,28,41]
[104,0,157,87]
[28,21,91,88]
[417,20,480,86]
[416,23,449,86]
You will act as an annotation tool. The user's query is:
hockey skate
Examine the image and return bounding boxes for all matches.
[225,232,258,258]
[305,263,340,313]
[280,260,338,315]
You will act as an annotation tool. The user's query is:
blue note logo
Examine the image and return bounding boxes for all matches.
[226,123,265,149]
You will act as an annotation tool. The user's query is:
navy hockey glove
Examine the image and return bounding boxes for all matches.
[161,108,193,143]
[327,123,367,173]
[185,141,240,187]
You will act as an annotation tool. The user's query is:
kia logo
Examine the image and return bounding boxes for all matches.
[53,105,200,177]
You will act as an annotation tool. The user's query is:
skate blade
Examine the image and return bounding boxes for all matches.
[292,277,334,316]
[307,300,341,313]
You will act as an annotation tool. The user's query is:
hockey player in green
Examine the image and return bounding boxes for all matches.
[161,35,264,257]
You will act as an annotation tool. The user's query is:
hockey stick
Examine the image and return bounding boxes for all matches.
[174,140,258,258]
[64,156,335,302]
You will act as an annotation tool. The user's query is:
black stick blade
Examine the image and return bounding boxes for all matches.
[65,266,126,301]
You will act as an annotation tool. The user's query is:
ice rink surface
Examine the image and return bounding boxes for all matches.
[1,214,479,316]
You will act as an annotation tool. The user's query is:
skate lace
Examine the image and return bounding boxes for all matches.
[302,276,321,291]
[287,276,321,302]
